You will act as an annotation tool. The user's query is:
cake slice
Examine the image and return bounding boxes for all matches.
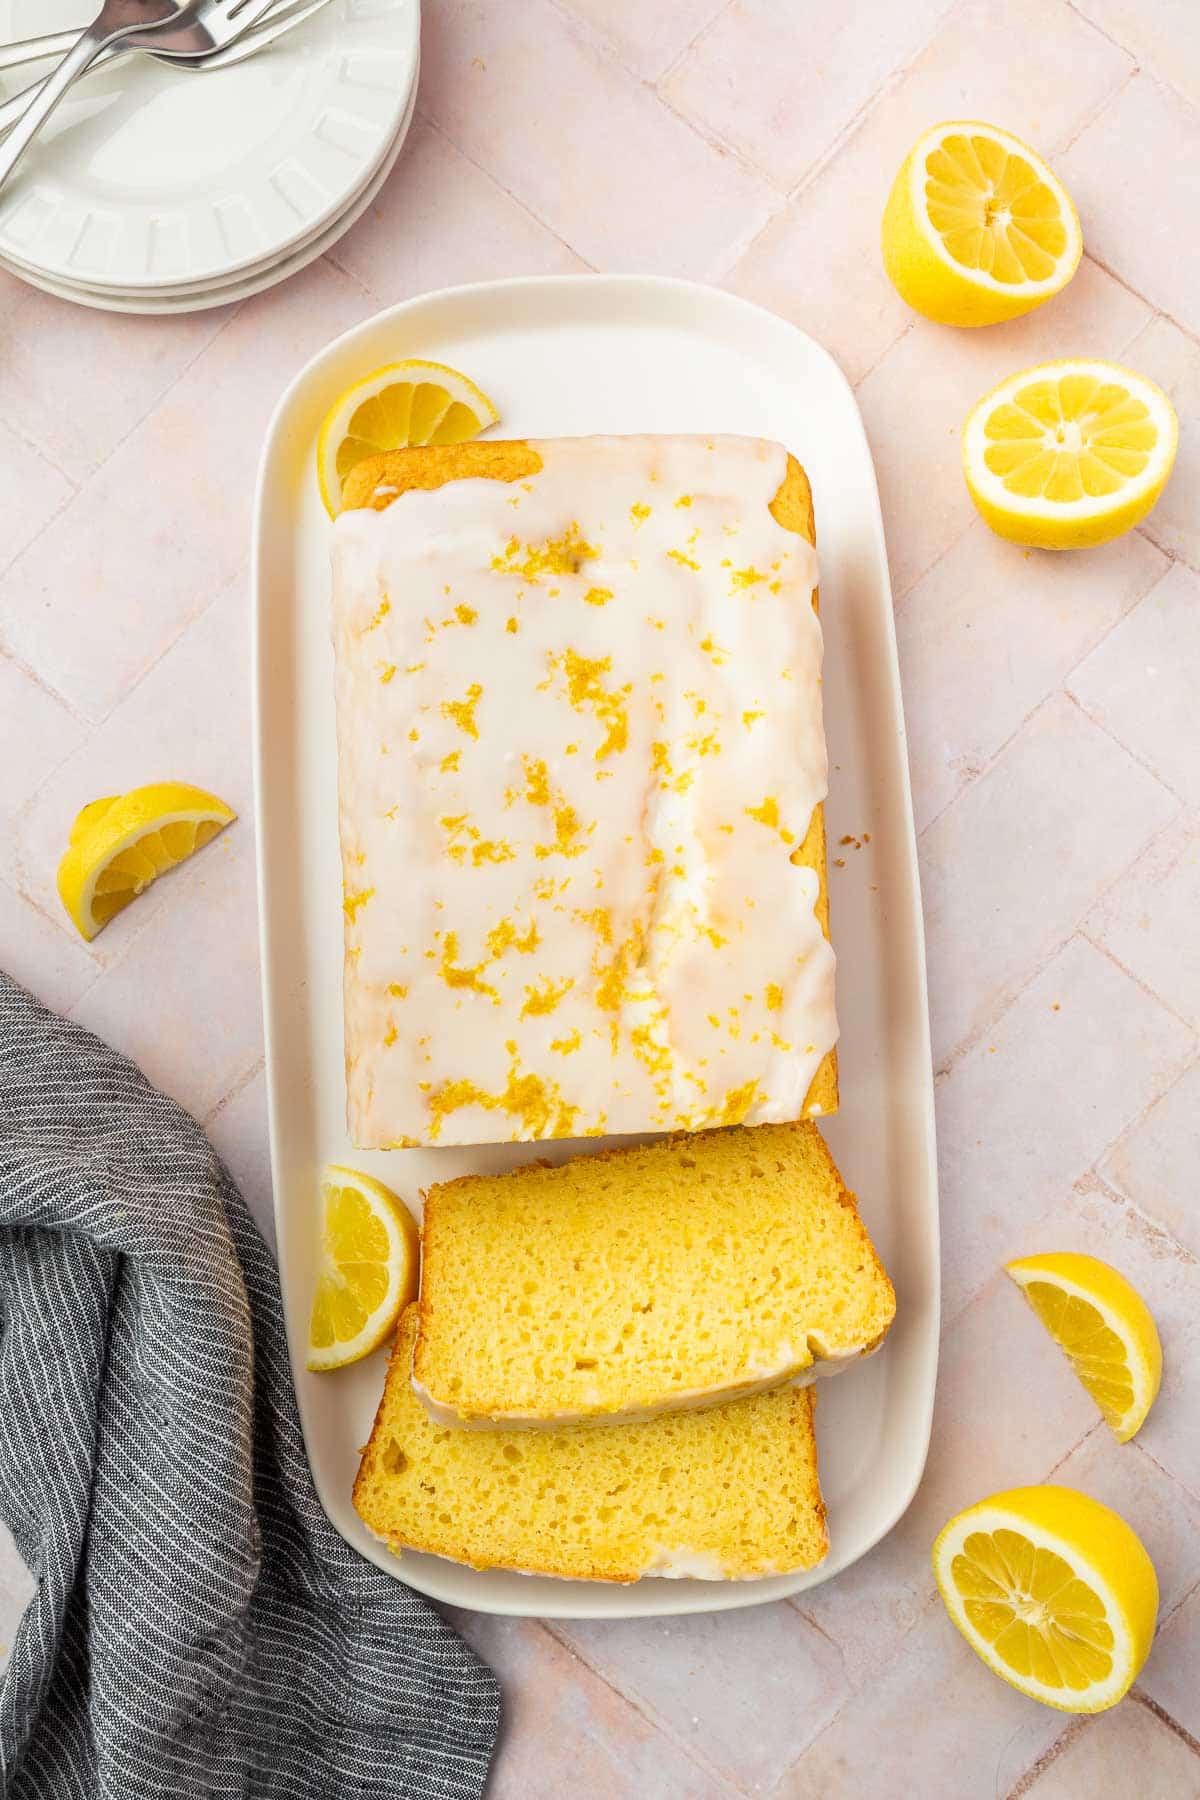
[354,1307,829,1582]
[330,434,837,1149]
[413,1120,895,1428]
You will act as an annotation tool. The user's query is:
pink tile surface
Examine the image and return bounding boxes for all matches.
[0,877,99,1019]
[919,693,1179,1066]
[1069,562,1200,809]
[1086,816,1200,1030]
[897,520,1166,832]
[1143,1588,1200,1742]
[0,655,85,869]
[664,0,954,192]
[935,935,1196,1321]
[330,119,588,305]
[1101,1064,1200,1259]
[1125,316,1200,570]
[444,1613,733,1798]
[555,0,728,83]
[0,421,75,573]
[552,1604,848,1789]
[1059,74,1200,339]
[418,0,779,277]
[2,0,1198,1788]
[1023,1700,1200,1799]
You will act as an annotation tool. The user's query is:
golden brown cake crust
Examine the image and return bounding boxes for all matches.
[341,438,837,1119]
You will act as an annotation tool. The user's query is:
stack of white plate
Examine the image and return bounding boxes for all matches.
[0,0,418,313]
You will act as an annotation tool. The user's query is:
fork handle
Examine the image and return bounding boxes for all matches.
[0,25,129,191]
[0,31,80,72]
[0,47,125,138]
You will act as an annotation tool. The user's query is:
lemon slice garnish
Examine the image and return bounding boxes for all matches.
[934,1486,1158,1712]
[56,782,236,942]
[306,1165,419,1371]
[316,359,500,516]
[882,120,1081,326]
[1006,1251,1163,1442]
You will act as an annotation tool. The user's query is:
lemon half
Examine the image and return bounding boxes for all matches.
[963,358,1177,549]
[306,1165,419,1371]
[1006,1252,1163,1442]
[56,782,236,942]
[316,359,500,516]
[882,121,1081,326]
[934,1486,1158,1712]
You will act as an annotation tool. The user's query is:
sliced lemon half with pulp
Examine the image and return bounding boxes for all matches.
[882,120,1082,326]
[1006,1251,1162,1442]
[964,358,1177,549]
[306,1165,419,1371]
[934,1486,1158,1712]
[56,782,236,942]
[317,359,500,516]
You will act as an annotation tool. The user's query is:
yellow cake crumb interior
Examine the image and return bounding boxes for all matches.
[414,1120,895,1424]
[354,1309,829,1582]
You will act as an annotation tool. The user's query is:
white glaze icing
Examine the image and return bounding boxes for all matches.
[331,434,836,1148]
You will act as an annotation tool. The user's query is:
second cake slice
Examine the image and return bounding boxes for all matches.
[414,1120,895,1427]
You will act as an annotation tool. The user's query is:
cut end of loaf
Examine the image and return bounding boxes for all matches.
[354,1309,830,1582]
[413,1120,895,1427]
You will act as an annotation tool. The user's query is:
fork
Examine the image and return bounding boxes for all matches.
[0,0,280,191]
[0,0,333,138]
[0,0,316,72]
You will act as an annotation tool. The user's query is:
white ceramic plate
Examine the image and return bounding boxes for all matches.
[0,0,417,291]
[254,276,940,1619]
[0,54,417,314]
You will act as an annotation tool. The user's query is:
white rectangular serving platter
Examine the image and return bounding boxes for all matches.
[253,275,939,1619]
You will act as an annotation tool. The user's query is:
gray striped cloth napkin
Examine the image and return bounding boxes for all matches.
[0,972,500,1799]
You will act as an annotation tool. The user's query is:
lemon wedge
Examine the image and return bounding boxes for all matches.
[934,1486,1158,1712]
[316,359,500,516]
[306,1165,419,1371]
[1006,1251,1163,1443]
[882,121,1082,326]
[56,782,236,943]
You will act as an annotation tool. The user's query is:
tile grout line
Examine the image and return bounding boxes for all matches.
[1130,1690,1200,1758]
[2,299,247,579]
[1080,927,1200,1041]
[550,0,733,90]
[409,110,599,275]
[320,249,378,304]
[203,1052,266,1130]
[897,520,1172,840]
[1063,7,1200,124]
[1004,1715,1090,1799]
[0,417,80,493]
[0,471,80,591]
[1062,685,1192,809]
[776,0,964,206]
[1056,58,1140,156]
[537,1619,747,1797]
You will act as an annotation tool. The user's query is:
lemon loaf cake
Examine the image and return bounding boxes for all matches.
[330,435,837,1149]
[413,1120,895,1427]
[354,1307,829,1582]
